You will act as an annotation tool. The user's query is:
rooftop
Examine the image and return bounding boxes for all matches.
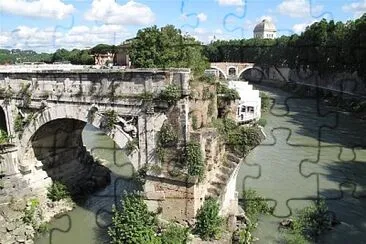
[254,19,276,33]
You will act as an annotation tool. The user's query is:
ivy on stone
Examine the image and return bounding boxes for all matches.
[185,141,205,182]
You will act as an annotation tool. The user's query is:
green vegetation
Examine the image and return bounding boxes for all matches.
[204,14,366,80]
[47,181,70,202]
[234,189,273,244]
[158,84,181,105]
[284,200,332,243]
[185,141,205,182]
[161,223,189,244]
[129,25,209,75]
[216,83,240,101]
[22,198,48,233]
[194,198,223,241]
[14,114,24,133]
[103,110,118,131]
[260,92,270,112]
[214,119,262,157]
[158,122,178,147]
[132,165,148,189]
[242,189,273,223]
[108,192,191,244]
[257,118,267,127]
[125,138,139,156]
[108,192,160,244]
[0,129,11,144]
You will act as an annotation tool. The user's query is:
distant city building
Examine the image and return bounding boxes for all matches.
[228,80,261,123]
[253,19,276,39]
[114,38,135,67]
[93,52,115,66]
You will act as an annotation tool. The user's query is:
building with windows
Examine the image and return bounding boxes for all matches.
[253,19,276,39]
[228,81,261,123]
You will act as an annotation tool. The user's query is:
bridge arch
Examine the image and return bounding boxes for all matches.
[19,104,138,170]
[0,105,8,134]
[211,66,227,80]
[238,66,264,81]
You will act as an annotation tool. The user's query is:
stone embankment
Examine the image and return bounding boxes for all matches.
[0,191,74,244]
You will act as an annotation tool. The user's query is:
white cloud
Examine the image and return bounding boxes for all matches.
[292,20,316,33]
[216,0,244,6]
[277,0,323,18]
[0,0,74,19]
[197,13,207,22]
[85,0,155,25]
[343,0,366,18]
[1,24,131,52]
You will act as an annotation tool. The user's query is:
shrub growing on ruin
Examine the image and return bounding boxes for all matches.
[108,192,160,244]
[194,198,223,240]
[47,181,70,202]
[102,109,118,131]
[185,141,205,182]
[159,84,181,105]
[160,223,189,244]
[158,122,178,147]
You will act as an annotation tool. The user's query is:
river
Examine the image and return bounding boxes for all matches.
[36,85,366,243]
[236,85,366,243]
[35,125,137,244]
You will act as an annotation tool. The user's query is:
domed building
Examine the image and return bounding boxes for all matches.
[253,19,276,39]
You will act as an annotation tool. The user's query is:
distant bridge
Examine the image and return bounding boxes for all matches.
[210,62,255,79]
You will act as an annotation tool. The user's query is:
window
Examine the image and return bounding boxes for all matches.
[248,106,254,113]
[228,67,236,76]
[241,106,246,113]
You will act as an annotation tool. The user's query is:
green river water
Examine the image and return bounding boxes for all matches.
[36,85,366,244]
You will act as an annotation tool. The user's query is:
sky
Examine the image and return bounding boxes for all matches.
[0,0,365,52]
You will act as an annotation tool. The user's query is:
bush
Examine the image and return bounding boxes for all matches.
[159,84,181,105]
[108,192,160,244]
[14,114,24,133]
[161,223,189,244]
[214,119,262,157]
[290,200,331,242]
[194,198,223,240]
[257,118,267,127]
[216,83,240,101]
[260,92,270,112]
[185,141,205,182]
[47,181,70,202]
[241,189,272,223]
[158,122,178,147]
[22,198,40,225]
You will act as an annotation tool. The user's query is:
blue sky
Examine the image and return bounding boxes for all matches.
[0,0,365,52]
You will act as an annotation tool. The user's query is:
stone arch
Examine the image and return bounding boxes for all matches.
[238,66,264,81]
[0,105,8,134]
[18,104,138,170]
[211,66,227,80]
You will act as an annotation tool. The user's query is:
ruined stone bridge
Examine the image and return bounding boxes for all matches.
[0,67,240,223]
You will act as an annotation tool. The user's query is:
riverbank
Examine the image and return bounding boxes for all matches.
[0,190,74,244]
[255,78,366,120]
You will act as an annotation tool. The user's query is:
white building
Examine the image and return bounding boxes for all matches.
[253,19,277,39]
[228,81,261,123]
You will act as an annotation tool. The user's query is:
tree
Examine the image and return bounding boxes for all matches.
[108,193,160,244]
[129,25,209,75]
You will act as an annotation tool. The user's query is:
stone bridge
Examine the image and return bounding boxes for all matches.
[210,62,255,80]
[0,67,241,224]
[0,68,190,196]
